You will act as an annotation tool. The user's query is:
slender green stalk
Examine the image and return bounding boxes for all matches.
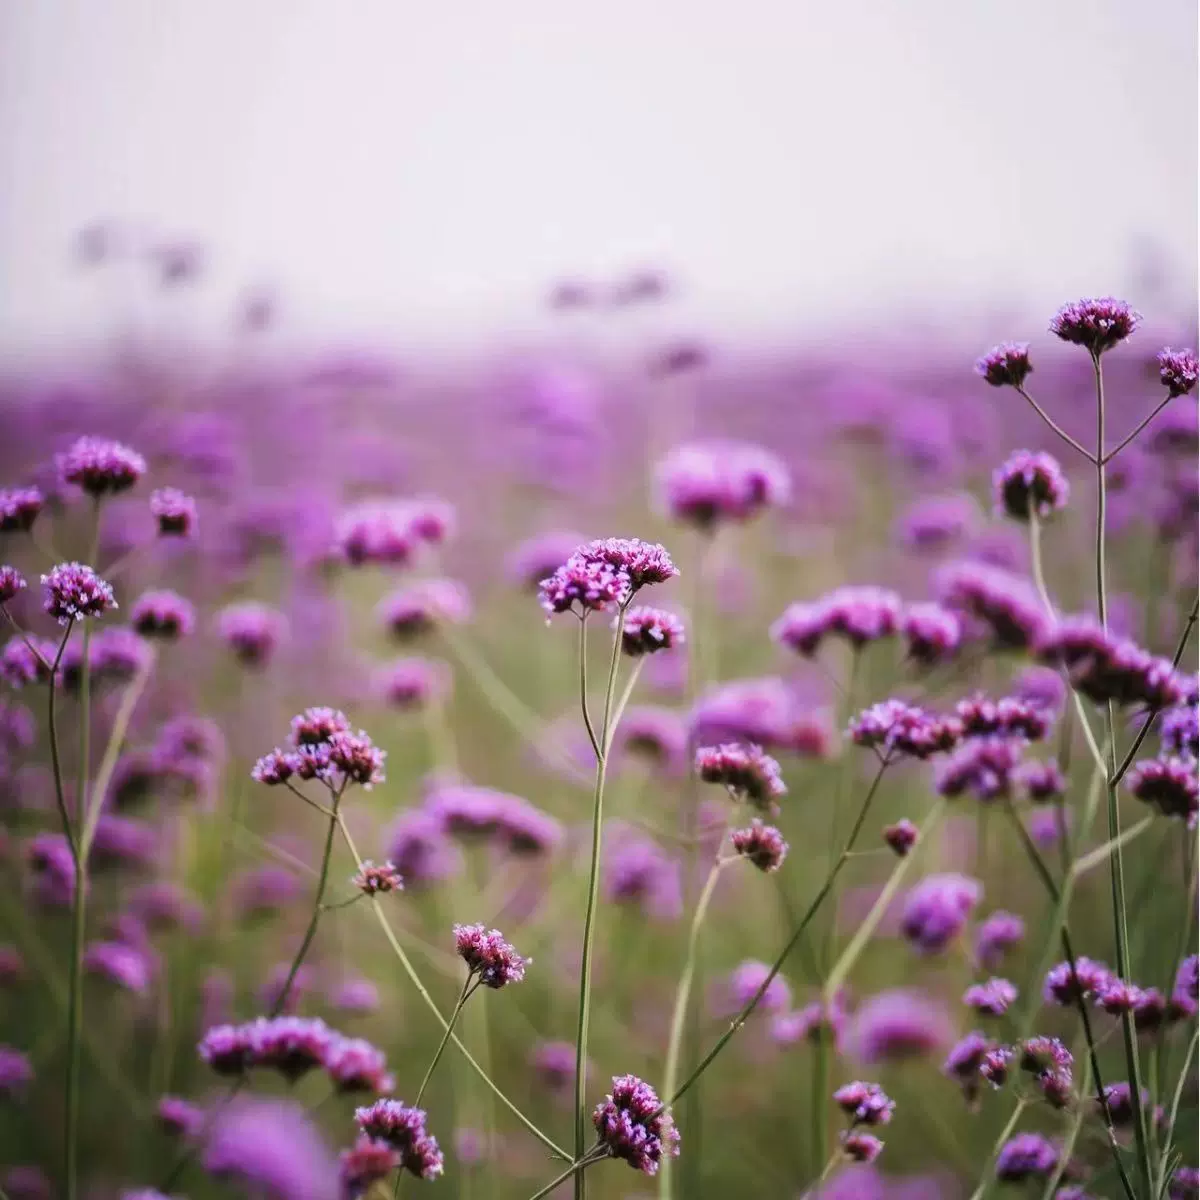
[45,628,76,858]
[1015,386,1095,462]
[1092,353,1153,1198]
[415,977,477,1106]
[1102,393,1174,464]
[1155,1025,1199,1198]
[525,1149,605,1200]
[1041,1056,1092,1200]
[967,1097,1029,1200]
[579,616,600,760]
[337,815,569,1161]
[657,857,727,1198]
[573,605,628,1198]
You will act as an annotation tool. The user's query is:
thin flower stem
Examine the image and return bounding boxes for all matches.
[414,976,477,1106]
[579,616,601,762]
[607,659,644,745]
[1039,1055,1091,1200]
[1155,1025,1199,1198]
[1112,600,1198,787]
[1069,816,1153,878]
[573,605,629,1198]
[283,780,336,818]
[525,1149,605,1200]
[967,1096,1029,1200]
[663,761,892,1115]
[2,607,54,672]
[46,628,77,859]
[657,856,728,1199]
[1092,353,1154,1199]
[336,815,569,1161]
[1102,394,1174,464]
[1015,386,1095,463]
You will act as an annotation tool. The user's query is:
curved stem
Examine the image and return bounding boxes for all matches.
[525,1149,605,1200]
[579,616,600,762]
[414,976,476,1105]
[1102,393,1174,464]
[573,606,628,1197]
[1155,1025,1199,1197]
[1015,385,1095,463]
[968,1097,1029,1200]
[336,815,569,1161]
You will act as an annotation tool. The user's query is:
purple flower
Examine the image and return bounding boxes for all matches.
[849,700,961,760]
[24,832,77,907]
[1158,347,1199,397]
[1049,297,1141,355]
[0,566,26,604]
[386,810,463,889]
[216,602,286,667]
[1098,1082,1157,1128]
[689,676,836,757]
[845,989,953,1063]
[1170,1166,1200,1198]
[353,1099,443,1180]
[731,819,789,872]
[530,1040,578,1094]
[198,1023,254,1075]
[901,603,962,665]
[0,1168,51,1200]
[1125,756,1198,822]
[883,819,919,856]
[592,1074,679,1175]
[251,750,297,786]
[453,923,527,987]
[90,814,158,871]
[1014,666,1067,714]
[83,940,151,992]
[203,1096,340,1200]
[245,1016,337,1081]
[572,537,678,589]
[339,1136,400,1198]
[58,436,146,496]
[506,531,589,591]
[324,1036,394,1093]
[130,589,195,640]
[993,450,1069,522]
[1171,955,1199,1020]
[955,694,1049,741]
[833,1081,894,1126]
[720,960,791,1016]
[330,977,381,1015]
[976,342,1033,388]
[621,606,686,656]
[155,1095,203,1137]
[900,874,982,954]
[772,586,902,656]
[935,736,1027,801]
[655,440,789,529]
[613,706,688,773]
[841,1132,884,1163]
[1016,760,1067,802]
[376,657,451,710]
[336,501,418,567]
[0,1045,32,1096]
[377,579,471,640]
[288,706,351,746]
[995,1132,1059,1182]
[1044,957,1111,1006]
[1161,705,1199,758]
[326,729,386,788]
[604,836,683,920]
[895,493,980,553]
[1132,986,1169,1032]
[943,1031,994,1096]
[41,562,116,624]
[353,860,404,895]
[130,882,204,933]
[0,487,44,534]
[695,743,786,811]
[980,1045,1014,1088]
[149,487,197,537]
[963,978,1017,1016]
[539,559,626,616]
[1020,1035,1073,1079]
[936,561,1047,650]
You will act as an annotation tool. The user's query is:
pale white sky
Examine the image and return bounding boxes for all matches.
[0,0,1195,353]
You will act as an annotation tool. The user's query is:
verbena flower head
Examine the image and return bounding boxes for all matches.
[845,989,952,1063]
[216,602,286,668]
[327,730,387,788]
[198,1023,255,1075]
[156,1095,203,1138]
[696,743,787,812]
[353,1099,444,1179]
[689,676,836,757]
[993,450,1069,522]
[0,566,26,605]
[244,1016,337,1082]
[943,1031,995,1099]
[900,874,982,954]
[1170,1166,1200,1199]
[149,487,197,537]
[849,700,961,761]
[1158,347,1199,397]
[353,860,404,895]
[604,836,683,920]
[324,1036,394,1093]
[731,819,789,872]
[722,960,792,1015]
[573,537,678,589]
[41,562,116,624]
[976,342,1033,388]
[0,488,44,534]
[336,501,418,567]
[531,1041,579,1093]
[387,810,463,889]
[841,1132,884,1164]
[377,579,471,640]
[936,561,1047,651]
[1049,297,1141,355]
[883,819,919,856]
[376,657,451,710]
[621,606,686,656]
[453,924,527,987]
[130,589,195,640]
[772,586,902,656]
[288,706,350,746]
[58,436,147,496]
[1020,1035,1073,1081]
[613,706,688,773]
[1125,756,1198,822]
[1015,760,1067,802]
[339,1136,400,1198]
[995,1132,1060,1183]
[1044,957,1111,1006]
[955,694,1049,741]
[963,978,1017,1017]
[83,941,151,992]
[900,603,962,665]
[251,750,296,786]
[592,1074,679,1175]
[655,440,790,529]
[980,1045,1014,1088]
[896,493,980,552]
[935,736,1027,802]
[538,558,627,617]
[1161,704,1199,758]
[25,831,78,907]
[1171,955,1199,1020]
[833,1081,895,1126]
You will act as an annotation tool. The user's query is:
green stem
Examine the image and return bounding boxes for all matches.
[579,616,600,761]
[525,1149,605,1200]
[573,605,628,1198]
[1102,393,1175,464]
[337,816,569,1161]
[1015,385,1095,463]
[968,1097,1029,1200]
[1093,352,1153,1199]
[657,857,727,1198]
[1155,1025,1199,1198]
[414,977,476,1106]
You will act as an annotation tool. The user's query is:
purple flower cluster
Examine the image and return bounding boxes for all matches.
[424,783,563,855]
[900,874,982,954]
[352,861,404,895]
[253,708,386,791]
[695,743,787,811]
[592,1073,680,1175]
[955,694,1049,740]
[975,342,1033,388]
[994,1133,1060,1183]
[1125,755,1198,823]
[216,602,287,668]
[57,436,147,496]
[900,603,962,665]
[538,536,678,617]
[130,589,196,640]
[731,819,789,872]
[1161,704,1199,758]
[936,561,1047,650]
[149,487,197,537]
[849,700,960,760]
[993,450,1069,522]
[339,1135,401,1197]
[41,562,116,624]
[621,606,686,656]
[1049,296,1141,355]
[1158,347,1199,397]
[935,735,1027,802]
[772,586,902,656]
[336,499,451,567]
[963,977,1017,1017]
[655,440,790,529]
[353,1099,444,1180]
[377,579,471,639]
[0,488,44,534]
[453,923,527,987]
[0,566,26,604]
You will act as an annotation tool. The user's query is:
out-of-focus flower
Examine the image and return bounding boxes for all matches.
[963,978,1017,1016]
[695,743,786,812]
[150,488,197,537]
[603,835,682,920]
[83,940,151,992]
[900,873,982,954]
[376,656,452,711]
[993,450,1069,522]
[506,531,589,592]
[353,1099,444,1180]
[882,819,919,856]
[849,700,961,760]
[339,1136,399,1198]
[0,566,26,605]
[130,589,195,640]
[0,1045,32,1097]
[731,819,789,872]
[936,561,1047,651]
[717,960,791,1016]
[621,606,685,656]
[155,1095,203,1138]
[655,441,789,529]
[530,1040,579,1094]
[772,586,902,656]
[386,810,463,889]
[1049,297,1141,355]
[935,736,1027,802]
[377,579,471,640]
[216,602,287,668]
[994,1132,1060,1183]
[58,436,146,497]
[0,488,44,535]
[900,604,962,665]
[1044,958,1111,1006]
[1125,756,1198,822]
[845,989,953,1063]
[895,493,980,553]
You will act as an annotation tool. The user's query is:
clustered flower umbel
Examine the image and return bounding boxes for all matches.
[695,743,787,813]
[252,707,386,792]
[199,1017,393,1092]
[538,536,678,618]
[353,1098,444,1180]
[57,436,147,496]
[772,585,902,657]
[592,1073,679,1175]
[993,449,1069,522]
[453,923,527,987]
[832,1080,894,1164]
[336,497,454,567]
[41,562,117,624]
